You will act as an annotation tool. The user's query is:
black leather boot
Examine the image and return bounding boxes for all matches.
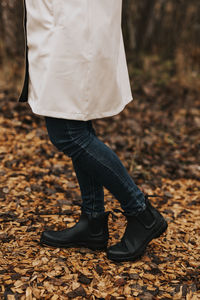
[40,210,111,251]
[106,195,168,262]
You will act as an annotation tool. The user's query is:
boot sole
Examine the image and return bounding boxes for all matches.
[40,238,108,251]
[107,218,168,262]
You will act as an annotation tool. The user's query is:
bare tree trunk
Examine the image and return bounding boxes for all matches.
[1,0,24,58]
[122,0,136,51]
[0,1,5,66]
[135,0,157,52]
[0,0,24,89]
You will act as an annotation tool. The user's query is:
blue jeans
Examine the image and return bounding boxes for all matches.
[45,116,146,215]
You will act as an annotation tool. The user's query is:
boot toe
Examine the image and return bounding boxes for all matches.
[106,241,130,260]
[40,230,63,245]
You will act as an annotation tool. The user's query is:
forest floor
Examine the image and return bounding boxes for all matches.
[0,62,200,299]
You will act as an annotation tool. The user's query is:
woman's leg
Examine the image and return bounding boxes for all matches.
[45,116,146,215]
[71,120,105,213]
[44,116,105,214]
[72,158,105,214]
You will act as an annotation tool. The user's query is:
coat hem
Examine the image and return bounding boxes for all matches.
[27,96,134,121]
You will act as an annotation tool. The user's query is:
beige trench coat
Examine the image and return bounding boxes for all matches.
[17,0,133,121]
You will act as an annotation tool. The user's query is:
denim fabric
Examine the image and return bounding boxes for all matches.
[45,116,146,215]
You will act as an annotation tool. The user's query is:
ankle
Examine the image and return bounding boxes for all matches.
[122,203,147,217]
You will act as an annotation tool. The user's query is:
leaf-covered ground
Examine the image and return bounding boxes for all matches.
[0,71,200,299]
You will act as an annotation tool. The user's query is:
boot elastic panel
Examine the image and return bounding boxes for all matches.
[122,206,156,230]
[136,207,156,229]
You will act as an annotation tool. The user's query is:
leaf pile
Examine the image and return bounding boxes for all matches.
[0,79,200,299]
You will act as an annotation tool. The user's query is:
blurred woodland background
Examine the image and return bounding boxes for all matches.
[0,1,200,299]
[0,0,200,92]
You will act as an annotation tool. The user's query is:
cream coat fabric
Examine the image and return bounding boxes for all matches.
[25,0,133,121]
